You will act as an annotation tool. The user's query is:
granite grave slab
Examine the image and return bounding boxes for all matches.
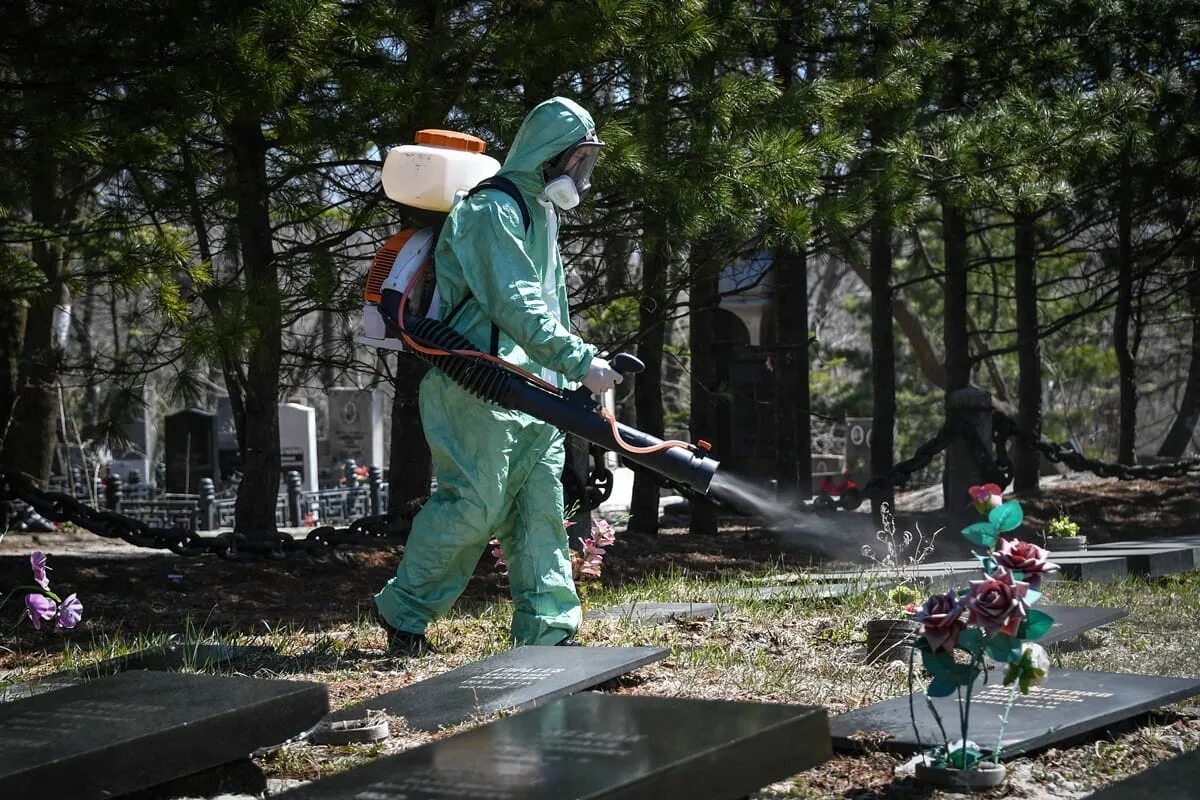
[830,669,1200,757]
[0,670,328,799]
[589,601,720,624]
[1084,745,1200,799]
[285,692,832,800]
[0,643,269,702]
[1050,555,1129,582]
[728,582,866,601]
[330,645,667,732]
[1037,605,1128,647]
[1058,547,1195,577]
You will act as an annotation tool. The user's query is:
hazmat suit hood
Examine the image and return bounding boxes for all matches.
[498,97,597,197]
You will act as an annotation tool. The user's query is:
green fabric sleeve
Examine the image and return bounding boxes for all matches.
[451,195,595,382]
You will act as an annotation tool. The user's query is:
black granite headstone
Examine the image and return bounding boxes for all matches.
[0,670,328,799]
[830,669,1200,757]
[165,408,219,492]
[1085,746,1200,799]
[330,645,667,732]
[1,643,270,702]
[590,601,719,624]
[285,693,832,800]
[1085,545,1199,575]
[1037,605,1127,646]
[1051,555,1129,582]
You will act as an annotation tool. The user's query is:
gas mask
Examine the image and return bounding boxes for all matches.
[541,131,604,210]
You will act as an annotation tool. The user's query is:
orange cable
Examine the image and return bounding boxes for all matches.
[600,407,695,455]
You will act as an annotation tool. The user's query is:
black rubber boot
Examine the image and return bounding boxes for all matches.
[374,611,436,656]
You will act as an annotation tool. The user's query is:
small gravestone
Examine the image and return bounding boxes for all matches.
[728,582,865,602]
[830,669,1200,757]
[109,399,156,487]
[0,670,328,799]
[284,693,832,800]
[1050,555,1129,582]
[164,408,219,492]
[590,601,719,624]
[326,387,384,472]
[279,402,319,492]
[1058,547,1193,577]
[1,643,269,702]
[845,416,873,483]
[1085,746,1200,799]
[1088,543,1200,574]
[1037,605,1127,646]
[330,645,667,732]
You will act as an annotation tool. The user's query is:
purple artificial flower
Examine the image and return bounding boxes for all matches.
[965,567,1030,636]
[54,593,83,630]
[993,538,1060,590]
[30,551,51,591]
[915,591,967,652]
[24,593,57,630]
[591,518,616,548]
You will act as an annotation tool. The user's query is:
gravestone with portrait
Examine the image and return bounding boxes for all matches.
[279,402,319,492]
[830,669,1200,757]
[326,387,384,472]
[164,408,219,492]
[329,645,668,732]
[0,670,328,799]
[282,692,832,800]
[845,416,873,484]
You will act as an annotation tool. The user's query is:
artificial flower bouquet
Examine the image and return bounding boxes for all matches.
[909,484,1059,772]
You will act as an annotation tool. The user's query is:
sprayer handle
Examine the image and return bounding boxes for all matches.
[611,353,645,377]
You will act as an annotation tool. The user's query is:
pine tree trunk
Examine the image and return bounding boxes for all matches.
[2,151,67,483]
[1014,213,1042,492]
[227,110,282,538]
[1158,251,1200,457]
[941,201,971,504]
[773,246,811,497]
[628,219,668,535]
[1114,155,1137,464]
[0,300,28,453]
[869,201,896,515]
[688,245,719,536]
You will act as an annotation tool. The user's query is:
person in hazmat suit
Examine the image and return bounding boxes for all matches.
[373,97,622,653]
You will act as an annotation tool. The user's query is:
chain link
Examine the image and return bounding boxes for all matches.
[1,471,415,559]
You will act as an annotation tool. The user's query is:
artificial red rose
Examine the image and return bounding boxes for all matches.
[993,538,1060,590]
[965,567,1030,636]
[968,483,1003,513]
[915,591,967,652]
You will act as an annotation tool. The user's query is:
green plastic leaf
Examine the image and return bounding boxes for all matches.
[985,632,1022,663]
[921,648,955,677]
[1023,609,1054,640]
[927,674,959,697]
[989,500,1025,533]
[956,627,983,653]
[962,522,998,549]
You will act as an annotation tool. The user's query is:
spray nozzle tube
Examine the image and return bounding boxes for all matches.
[383,294,721,495]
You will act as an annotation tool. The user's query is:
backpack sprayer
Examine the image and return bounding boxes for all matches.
[356,130,720,495]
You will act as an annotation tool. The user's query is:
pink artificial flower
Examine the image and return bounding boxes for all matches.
[24,593,57,630]
[968,483,1004,513]
[55,594,83,630]
[30,551,51,591]
[577,539,605,578]
[591,518,616,548]
[993,538,1060,590]
[915,591,967,652]
[965,567,1030,636]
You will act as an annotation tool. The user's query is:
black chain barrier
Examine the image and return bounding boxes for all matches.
[0,471,418,560]
[991,411,1200,481]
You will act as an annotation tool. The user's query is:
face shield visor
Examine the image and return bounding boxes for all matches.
[545,132,604,197]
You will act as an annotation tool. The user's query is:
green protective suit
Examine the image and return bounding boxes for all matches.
[374,97,599,646]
